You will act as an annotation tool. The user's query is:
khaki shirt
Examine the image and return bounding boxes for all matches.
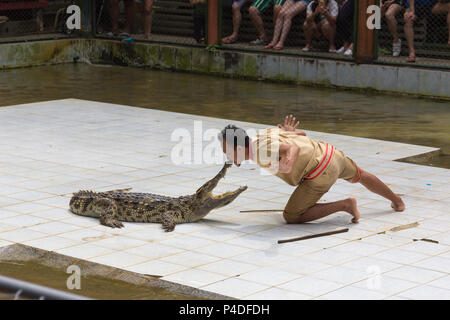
[251,127,329,186]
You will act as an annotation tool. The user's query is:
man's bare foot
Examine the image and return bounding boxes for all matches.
[391,196,405,212]
[345,197,360,223]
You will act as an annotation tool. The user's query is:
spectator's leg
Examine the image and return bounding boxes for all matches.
[193,3,206,42]
[273,3,282,23]
[432,2,450,45]
[232,3,243,39]
[385,4,402,44]
[142,0,153,39]
[274,1,306,49]
[336,0,354,50]
[223,1,247,43]
[303,19,318,50]
[123,0,136,34]
[266,1,293,48]
[109,0,120,35]
[321,21,336,51]
[403,9,417,62]
[448,4,450,45]
[249,4,268,42]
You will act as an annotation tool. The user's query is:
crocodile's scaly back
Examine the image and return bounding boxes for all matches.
[69,163,247,231]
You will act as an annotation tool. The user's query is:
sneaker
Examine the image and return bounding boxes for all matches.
[392,40,401,57]
[336,46,346,54]
[344,48,353,56]
[249,37,267,46]
[302,46,311,52]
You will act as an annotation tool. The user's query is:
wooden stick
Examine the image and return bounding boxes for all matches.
[413,238,439,244]
[277,228,349,244]
[240,209,284,213]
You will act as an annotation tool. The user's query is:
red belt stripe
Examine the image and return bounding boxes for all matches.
[304,144,334,181]
[351,166,362,183]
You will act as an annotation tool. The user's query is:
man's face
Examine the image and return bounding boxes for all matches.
[222,140,246,166]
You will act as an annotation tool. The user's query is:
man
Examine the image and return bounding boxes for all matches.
[432,0,450,46]
[381,0,404,57]
[302,0,338,53]
[108,0,136,37]
[222,0,252,44]
[404,0,434,62]
[191,0,207,43]
[248,0,287,45]
[219,115,405,224]
[135,0,153,40]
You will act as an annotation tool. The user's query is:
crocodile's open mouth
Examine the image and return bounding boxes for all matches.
[209,191,234,199]
[208,186,246,199]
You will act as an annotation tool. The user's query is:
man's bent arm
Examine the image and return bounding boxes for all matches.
[278,144,300,174]
[294,129,307,136]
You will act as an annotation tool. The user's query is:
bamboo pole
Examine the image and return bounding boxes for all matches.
[278,228,349,244]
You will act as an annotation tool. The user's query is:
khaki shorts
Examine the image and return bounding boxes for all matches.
[283,147,361,220]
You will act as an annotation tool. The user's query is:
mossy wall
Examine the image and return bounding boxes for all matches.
[0,38,448,100]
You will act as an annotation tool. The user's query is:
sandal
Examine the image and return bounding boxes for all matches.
[222,36,238,44]
[264,43,275,49]
[406,55,416,63]
[273,45,284,51]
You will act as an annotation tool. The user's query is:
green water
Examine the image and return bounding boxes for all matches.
[1,63,449,167]
[0,261,202,300]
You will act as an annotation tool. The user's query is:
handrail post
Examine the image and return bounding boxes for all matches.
[355,0,377,64]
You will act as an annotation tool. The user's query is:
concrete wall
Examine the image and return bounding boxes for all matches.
[0,38,449,100]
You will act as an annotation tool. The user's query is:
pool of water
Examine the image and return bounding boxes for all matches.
[0,261,203,300]
[1,63,449,168]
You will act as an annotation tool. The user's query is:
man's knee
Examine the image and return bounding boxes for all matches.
[283,209,307,224]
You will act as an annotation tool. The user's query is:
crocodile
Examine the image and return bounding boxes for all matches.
[69,163,247,232]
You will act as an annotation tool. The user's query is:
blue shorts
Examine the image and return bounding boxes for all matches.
[233,0,251,8]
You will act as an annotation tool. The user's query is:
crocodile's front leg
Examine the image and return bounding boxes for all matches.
[161,211,177,232]
[93,197,124,228]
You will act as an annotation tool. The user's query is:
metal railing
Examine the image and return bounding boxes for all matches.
[0,274,91,300]
[0,0,448,68]
[375,0,450,68]
[0,0,78,40]
[95,0,206,46]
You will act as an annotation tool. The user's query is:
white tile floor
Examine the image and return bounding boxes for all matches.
[0,99,449,300]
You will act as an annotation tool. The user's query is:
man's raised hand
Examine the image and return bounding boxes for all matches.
[278,114,300,132]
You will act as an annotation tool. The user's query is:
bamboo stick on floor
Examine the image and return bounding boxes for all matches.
[277,228,349,244]
[240,209,284,213]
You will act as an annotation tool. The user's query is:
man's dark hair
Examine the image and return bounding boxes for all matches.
[219,124,249,149]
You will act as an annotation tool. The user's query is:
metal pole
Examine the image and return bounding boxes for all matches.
[207,0,219,45]
[355,0,376,64]
[0,275,92,300]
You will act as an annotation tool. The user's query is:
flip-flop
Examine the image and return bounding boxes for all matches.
[273,46,284,51]
[406,56,416,63]
[264,43,275,49]
[222,36,238,44]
